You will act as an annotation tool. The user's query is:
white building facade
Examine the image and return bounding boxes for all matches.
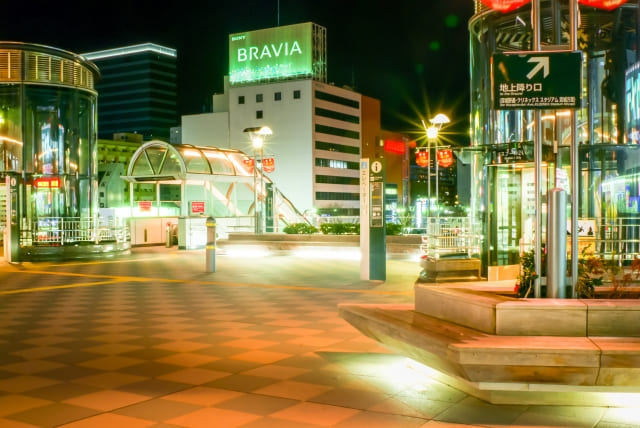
[182,22,373,218]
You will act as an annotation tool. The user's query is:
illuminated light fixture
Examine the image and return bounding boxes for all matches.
[83,43,176,60]
[480,0,531,12]
[578,0,627,10]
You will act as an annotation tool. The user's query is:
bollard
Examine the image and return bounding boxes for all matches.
[205,217,216,272]
[547,188,567,298]
[165,223,172,248]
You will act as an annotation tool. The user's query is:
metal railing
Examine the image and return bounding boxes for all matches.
[20,217,130,246]
[420,217,483,259]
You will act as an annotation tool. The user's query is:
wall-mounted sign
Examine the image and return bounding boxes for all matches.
[138,201,152,212]
[383,140,406,155]
[191,201,205,214]
[34,177,61,189]
[492,51,582,109]
[229,22,314,84]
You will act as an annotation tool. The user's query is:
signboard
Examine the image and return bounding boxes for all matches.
[263,157,275,173]
[416,150,429,167]
[370,160,384,228]
[229,22,313,84]
[138,201,152,212]
[437,149,454,168]
[492,51,582,109]
[191,201,205,214]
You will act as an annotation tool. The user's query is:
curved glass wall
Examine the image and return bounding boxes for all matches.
[0,42,100,256]
[469,1,639,275]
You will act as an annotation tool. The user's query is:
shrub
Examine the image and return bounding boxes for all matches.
[320,222,358,235]
[386,223,402,236]
[283,223,318,234]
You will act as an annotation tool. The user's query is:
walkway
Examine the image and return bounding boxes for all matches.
[0,247,637,427]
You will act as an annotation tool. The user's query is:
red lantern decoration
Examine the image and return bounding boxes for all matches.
[416,150,429,168]
[243,157,254,173]
[480,0,531,12]
[262,157,275,173]
[437,149,455,168]
[578,0,627,10]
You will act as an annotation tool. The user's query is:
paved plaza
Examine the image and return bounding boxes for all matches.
[0,246,638,427]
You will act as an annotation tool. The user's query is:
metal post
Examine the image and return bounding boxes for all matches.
[205,217,216,272]
[165,222,172,247]
[532,0,543,298]
[548,189,567,298]
[569,0,580,297]
[253,153,258,234]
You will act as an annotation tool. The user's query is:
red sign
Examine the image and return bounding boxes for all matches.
[383,140,405,155]
[243,158,254,173]
[578,0,627,10]
[34,177,61,188]
[480,0,530,12]
[191,201,205,214]
[437,149,455,168]
[138,201,152,212]
[263,157,275,173]
[416,150,429,168]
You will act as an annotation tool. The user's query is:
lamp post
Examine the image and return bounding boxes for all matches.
[243,126,272,234]
[422,114,450,220]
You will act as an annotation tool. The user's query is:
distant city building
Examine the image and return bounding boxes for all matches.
[182,22,382,218]
[83,43,178,141]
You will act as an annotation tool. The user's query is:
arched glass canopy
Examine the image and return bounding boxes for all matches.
[126,140,253,181]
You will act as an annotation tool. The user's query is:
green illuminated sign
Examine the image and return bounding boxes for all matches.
[229,22,313,84]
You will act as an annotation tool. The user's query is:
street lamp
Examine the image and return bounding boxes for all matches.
[421,114,450,219]
[243,126,272,234]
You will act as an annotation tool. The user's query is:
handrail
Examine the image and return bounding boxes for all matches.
[20,217,130,246]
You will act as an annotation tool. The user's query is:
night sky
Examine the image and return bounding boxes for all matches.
[2,0,474,142]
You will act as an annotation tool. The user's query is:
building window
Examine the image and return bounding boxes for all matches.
[315,124,360,140]
[238,95,245,104]
[274,92,282,101]
[293,90,301,99]
[315,90,359,108]
[256,93,263,103]
[256,110,263,119]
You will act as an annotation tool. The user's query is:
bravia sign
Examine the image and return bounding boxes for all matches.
[492,51,582,109]
[229,22,313,84]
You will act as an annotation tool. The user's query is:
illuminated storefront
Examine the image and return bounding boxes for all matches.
[0,42,126,261]
[469,1,639,278]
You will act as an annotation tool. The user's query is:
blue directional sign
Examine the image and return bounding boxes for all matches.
[492,51,582,109]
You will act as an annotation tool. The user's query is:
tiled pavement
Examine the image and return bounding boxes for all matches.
[1,246,639,427]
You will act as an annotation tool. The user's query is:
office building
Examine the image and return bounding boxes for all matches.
[83,43,178,141]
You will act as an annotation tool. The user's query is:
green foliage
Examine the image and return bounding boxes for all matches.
[319,223,359,235]
[575,245,604,298]
[282,223,318,234]
[317,222,403,236]
[515,247,538,298]
[385,223,403,236]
